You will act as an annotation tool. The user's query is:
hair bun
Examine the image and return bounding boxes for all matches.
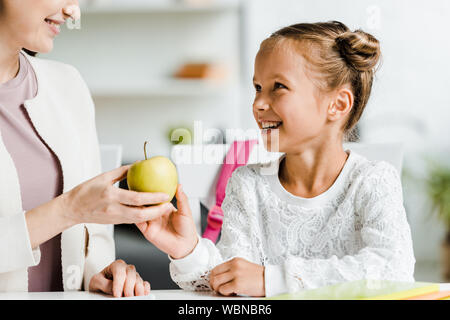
[335,30,381,72]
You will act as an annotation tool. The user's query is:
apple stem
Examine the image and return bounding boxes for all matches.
[144,141,149,160]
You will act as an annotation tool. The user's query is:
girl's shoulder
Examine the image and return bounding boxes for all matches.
[231,159,279,182]
[348,151,402,185]
[346,152,404,209]
[226,162,271,196]
[229,163,262,186]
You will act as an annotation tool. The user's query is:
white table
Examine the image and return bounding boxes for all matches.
[0,290,261,300]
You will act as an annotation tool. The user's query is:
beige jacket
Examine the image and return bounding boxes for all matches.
[0,52,115,292]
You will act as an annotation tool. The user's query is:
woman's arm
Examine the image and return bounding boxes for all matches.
[22,166,174,251]
[25,193,73,250]
[271,162,416,295]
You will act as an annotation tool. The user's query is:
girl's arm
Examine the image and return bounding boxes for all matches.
[168,167,259,291]
[272,162,416,295]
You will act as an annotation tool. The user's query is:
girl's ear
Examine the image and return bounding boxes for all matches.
[328,86,354,122]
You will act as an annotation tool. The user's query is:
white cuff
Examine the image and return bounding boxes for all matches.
[168,234,210,274]
[264,264,288,297]
[0,211,40,272]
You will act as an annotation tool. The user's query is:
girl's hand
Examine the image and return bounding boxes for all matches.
[209,257,265,297]
[62,165,175,226]
[136,184,198,260]
[89,260,151,298]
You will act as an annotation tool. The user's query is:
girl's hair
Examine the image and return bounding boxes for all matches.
[261,21,381,141]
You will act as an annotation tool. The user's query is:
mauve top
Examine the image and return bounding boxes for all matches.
[0,53,64,291]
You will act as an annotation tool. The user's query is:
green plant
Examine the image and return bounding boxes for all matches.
[424,159,450,231]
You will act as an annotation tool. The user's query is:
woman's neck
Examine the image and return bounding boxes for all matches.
[279,141,349,198]
[0,29,21,84]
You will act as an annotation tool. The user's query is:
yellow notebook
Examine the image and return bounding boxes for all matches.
[364,282,439,300]
[268,279,441,300]
[405,290,450,300]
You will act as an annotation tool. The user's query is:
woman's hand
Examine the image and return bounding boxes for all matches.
[61,165,176,226]
[89,260,151,298]
[25,164,177,250]
[209,257,265,297]
[136,184,198,260]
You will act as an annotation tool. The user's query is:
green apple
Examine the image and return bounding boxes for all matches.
[127,142,178,203]
[168,127,192,145]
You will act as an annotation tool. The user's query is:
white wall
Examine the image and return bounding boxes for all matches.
[44,4,242,162]
[241,0,450,263]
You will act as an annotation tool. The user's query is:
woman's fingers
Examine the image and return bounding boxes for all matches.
[134,273,145,296]
[144,281,151,295]
[121,202,176,223]
[103,165,132,185]
[123,265,137,297]
[110,260,128,297]
[100,260,150,298]
[99,201,174,225]
[89,273,113,295]
[114,187,170,206]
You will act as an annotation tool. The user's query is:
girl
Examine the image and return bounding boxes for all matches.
[138,21,416,297]
[0,0,173,296]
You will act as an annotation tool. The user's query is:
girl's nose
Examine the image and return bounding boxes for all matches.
[253,98,270,112]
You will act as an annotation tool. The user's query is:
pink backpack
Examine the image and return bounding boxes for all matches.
[202,140,258,243]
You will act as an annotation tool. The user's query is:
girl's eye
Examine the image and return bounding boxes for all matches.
[274,82,287,90]
[254,84,262,92]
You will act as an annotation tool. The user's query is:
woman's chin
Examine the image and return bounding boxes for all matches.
[27,40,54,54]
[39,42,54,54]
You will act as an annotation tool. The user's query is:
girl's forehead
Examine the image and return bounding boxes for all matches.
[254,41,308,79]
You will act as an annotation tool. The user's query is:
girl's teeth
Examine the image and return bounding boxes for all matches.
[261,121,282,129]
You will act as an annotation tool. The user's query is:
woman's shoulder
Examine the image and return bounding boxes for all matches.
[24,52,81,79]
[24,52,94,112]
[24,52,90,99]
[22,53,97,145]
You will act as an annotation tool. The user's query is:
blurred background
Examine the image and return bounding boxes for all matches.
[43,0,450,289]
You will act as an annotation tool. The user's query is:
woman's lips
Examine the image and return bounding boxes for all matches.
[45,19,63,35]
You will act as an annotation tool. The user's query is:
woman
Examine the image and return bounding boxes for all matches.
[0,0,175,297]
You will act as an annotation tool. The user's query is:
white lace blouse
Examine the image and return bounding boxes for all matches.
[169,149,416,297]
